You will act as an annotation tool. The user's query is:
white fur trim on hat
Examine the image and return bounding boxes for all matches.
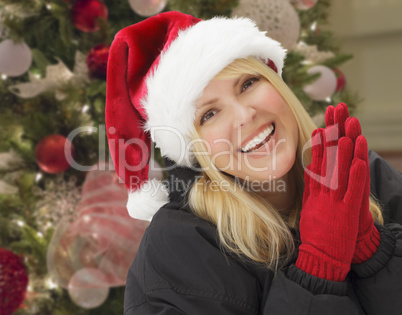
[126,178,169,221]
[142,16,287,168]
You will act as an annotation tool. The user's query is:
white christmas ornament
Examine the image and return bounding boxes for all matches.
[303,65,337,101]
[293,42,335,63]
[128,0,167,17]
[68,268,110,309]
[0,39,32,77]
[231,0,300,50]
[8,51,89,99]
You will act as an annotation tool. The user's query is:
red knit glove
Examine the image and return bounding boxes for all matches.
[325,103,380,264]
[296,126,367,282]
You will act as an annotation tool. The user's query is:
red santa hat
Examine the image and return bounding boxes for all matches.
[105,11,287,221]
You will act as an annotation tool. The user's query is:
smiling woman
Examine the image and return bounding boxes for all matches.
[105,11,402,315]
[188,55,384,271]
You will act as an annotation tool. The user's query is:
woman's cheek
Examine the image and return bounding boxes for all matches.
[204,126,225,147]
[201,132,219,156]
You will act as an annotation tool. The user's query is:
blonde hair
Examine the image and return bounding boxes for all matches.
[188,56,383,271]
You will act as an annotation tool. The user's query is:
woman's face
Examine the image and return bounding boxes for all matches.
[194,74,299,183]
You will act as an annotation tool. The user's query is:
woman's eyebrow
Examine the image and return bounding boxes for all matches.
[198,98,218,109]
[197,76,243,109]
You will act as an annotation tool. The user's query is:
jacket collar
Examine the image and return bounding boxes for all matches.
[163,157,201,210]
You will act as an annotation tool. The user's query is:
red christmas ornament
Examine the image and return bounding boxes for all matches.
[0,248,29,315]
[35,135,75,174]
[86,44,110,79]
[333,68,346,92]
[71,0,108,32]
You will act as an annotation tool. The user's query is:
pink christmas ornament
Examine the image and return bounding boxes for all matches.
[128,0,167,17]
[47,162,149,291]
[67,268,109,309]
[290,0,318,10]
[0,39,32,77]
[303,65,337,101]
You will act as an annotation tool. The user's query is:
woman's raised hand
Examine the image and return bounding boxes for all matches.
[296,123,368,282]
[324,103,380,264]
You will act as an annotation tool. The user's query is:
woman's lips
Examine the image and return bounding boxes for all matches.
[239,124,278,158]
[239,121,275,152]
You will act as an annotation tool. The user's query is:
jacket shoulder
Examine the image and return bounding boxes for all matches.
[124,202,261,314]
[368,150,402,224]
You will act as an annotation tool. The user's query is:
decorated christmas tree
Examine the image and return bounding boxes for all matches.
[0,0,356,313]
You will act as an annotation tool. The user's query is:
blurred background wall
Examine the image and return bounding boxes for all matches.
[324,0,402,172]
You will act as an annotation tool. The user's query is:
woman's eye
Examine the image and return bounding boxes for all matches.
[241,77,260,92]
[200,109,217,125]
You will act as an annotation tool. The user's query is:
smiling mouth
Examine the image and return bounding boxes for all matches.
[239,123,276,153]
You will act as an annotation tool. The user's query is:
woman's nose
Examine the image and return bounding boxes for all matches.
[232,103,257,128]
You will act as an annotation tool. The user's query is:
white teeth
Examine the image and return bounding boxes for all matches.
[241,123,274,152]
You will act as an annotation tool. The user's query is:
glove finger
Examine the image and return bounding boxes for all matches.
[310,128,324,192]
[345,117,362,144]
[354,135,368,164]
[354,135,371,210]
[332,137,354,201]
[334,103,350,139]
[325,105,335,127]
[344,158,368,209]
[321,125,338,192]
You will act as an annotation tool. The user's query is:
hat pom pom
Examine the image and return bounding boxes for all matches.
[127,179,169,221]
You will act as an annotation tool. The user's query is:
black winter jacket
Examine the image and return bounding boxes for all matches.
[124,151,402,314]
